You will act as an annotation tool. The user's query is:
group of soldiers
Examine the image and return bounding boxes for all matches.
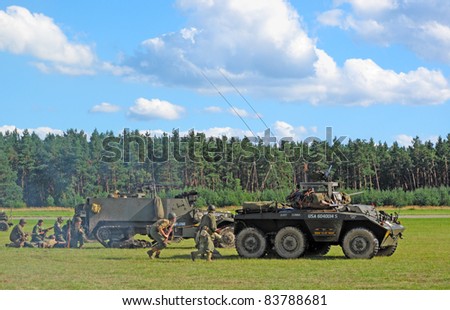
[8,216,86,249]
[146,204,221,262]
[7,205,222,260]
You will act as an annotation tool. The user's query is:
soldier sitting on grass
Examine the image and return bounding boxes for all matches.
[9,219,34,248]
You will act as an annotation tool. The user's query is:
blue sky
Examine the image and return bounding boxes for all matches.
[1,0,449,146]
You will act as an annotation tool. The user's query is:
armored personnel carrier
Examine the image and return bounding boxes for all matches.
[74,190,234,248]
[0,211,13,232]
[234,182,405,259]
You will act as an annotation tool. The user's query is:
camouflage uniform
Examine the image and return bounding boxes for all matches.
[9,219,34,248]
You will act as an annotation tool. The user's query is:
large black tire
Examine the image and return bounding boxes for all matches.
[305,242,331,257]
[235,227,267,258]
[0,221,9,232]
[274,227,307,259]
[342,228,379,259]
[377,241,398,257]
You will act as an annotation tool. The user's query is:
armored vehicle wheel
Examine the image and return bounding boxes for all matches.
[235,227,267,258]
[217,226,235,248]
[96,226,111,240]
[305,242,331,257]
[274,227,307,259]
[0,221,9,232]
[376,241,398,257]
[342,228,379,259]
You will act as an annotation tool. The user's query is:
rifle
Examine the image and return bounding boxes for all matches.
[43,227,54,233]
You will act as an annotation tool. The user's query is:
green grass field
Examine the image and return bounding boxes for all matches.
[0,210,449,290]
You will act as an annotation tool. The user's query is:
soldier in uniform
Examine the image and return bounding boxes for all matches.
[31,219,48,247]
[53,216,67,248]
[191,226,214,262]
[69,217,86,248]
[196,205,222,251]
[146,212,176,259]
[9,219,34,248]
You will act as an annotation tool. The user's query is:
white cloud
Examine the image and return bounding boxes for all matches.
[90,102,121,113]
[322,0,450,63]
[395,134,413,147]
[334,0,399,16]
[115,0,450,106]
[281,50,450,106]
[200,127,253,138]
[272,121,308,141]
[0,125,63,139]
[124,0,317,85]
[204,106,223,113]
[0,6,95,75]
[128,98,186,120]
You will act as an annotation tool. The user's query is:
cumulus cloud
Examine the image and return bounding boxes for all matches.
[115,0,450,106]
[320,0,450,63]
[124,0,317,85]
[90,102,121,113]
[272,121,308,141]
[128,98,186,120]
[0,125,64,139]
[0,6,95,75]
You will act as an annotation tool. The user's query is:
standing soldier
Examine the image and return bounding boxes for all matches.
[9,219,34,248]
[69,217,85,248]
[146,212,176,259]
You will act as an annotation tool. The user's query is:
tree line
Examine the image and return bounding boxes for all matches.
[0,128,449,208]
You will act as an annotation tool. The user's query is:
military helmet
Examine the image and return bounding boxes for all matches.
[57,216,63,223]
[74,217,82,223]
[167,212,176,220]
[38,219,44,224]
[207,204,216,212]
[19,218,27,225]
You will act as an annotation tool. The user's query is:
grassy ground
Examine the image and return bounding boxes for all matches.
[1,213,449,290]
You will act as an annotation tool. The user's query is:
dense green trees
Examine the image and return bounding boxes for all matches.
[0,129,449,207]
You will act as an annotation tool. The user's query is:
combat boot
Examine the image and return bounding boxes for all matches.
[191,251,197,261]
[147,249,154,259]
[207,252,213,262]
[154,251,161,259]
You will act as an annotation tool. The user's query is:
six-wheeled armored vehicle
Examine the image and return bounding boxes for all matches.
[74,190,234,248]
[234,182,405,259]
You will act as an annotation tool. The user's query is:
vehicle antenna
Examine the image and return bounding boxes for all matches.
[200,71,257,139]
[218,68,270,131]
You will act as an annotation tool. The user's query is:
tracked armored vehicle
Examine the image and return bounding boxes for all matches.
[0,211,13,232]
[234,182,405,259]
[74,190,234,248]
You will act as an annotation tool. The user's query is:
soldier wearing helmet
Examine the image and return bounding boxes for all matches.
[146,212,177,259]
[194,204,222,258]
[9,219,34,248]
